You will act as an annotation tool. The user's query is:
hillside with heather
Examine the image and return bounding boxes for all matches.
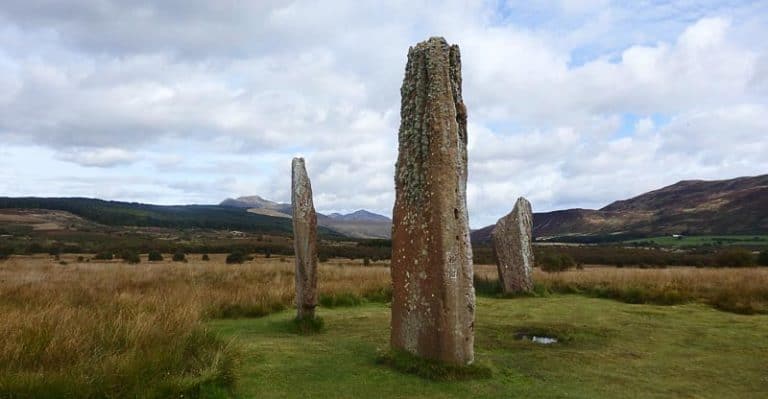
[472,174,768,243]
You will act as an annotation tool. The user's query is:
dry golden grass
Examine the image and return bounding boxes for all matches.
[0,254,391,315]
[476,264,768,313]
[0,254,391,398]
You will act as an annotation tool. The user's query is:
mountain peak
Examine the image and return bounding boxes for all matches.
[221,195,392,238]
[327,209,390,222]
[220,195,289,211]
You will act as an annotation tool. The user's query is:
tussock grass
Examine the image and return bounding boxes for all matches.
[0,288,238,398]
[0,255,391,398]
[475,265,768,314]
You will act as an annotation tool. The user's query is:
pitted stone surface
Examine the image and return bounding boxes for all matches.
[292,157,318,320]
[492,197,534,294]
[390,37,475,365]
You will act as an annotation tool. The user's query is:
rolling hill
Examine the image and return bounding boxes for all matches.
[472,174,768,243]
[0,197,344,238]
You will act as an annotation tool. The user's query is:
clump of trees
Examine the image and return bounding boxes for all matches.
[715,248,755,267]
[539,253,576,272]
[93,252,114,260]
[172,250,187,262]
[121,250,141,264]
[757,250,768,266]
[202,254,210,261]
[226,251,248,264]
[148,251,164,262]
[0,247,12,261]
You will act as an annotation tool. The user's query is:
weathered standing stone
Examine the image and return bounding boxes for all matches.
[291,157,318,320]
[491,197,534,294]
[391,37,475,365]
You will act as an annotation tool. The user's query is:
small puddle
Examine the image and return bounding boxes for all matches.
[530,336,558,344]
[514,332,559,345]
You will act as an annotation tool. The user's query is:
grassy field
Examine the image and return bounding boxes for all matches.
[211,298,768,398]
[626,235,768,248]
[1,255,767,398]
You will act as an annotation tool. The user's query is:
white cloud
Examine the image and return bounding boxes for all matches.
[57,148,138,167]
[0,1,766,227]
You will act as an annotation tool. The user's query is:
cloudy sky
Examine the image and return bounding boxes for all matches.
[1,1,767,227]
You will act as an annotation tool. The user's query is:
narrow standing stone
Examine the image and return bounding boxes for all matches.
[391,37,475,365]
[292,157,318,320]
[491,197,535,294]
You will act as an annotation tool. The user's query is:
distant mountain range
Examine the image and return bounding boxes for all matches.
[471,174,768,243]
[1,174,763,243]
[220,196,392,239]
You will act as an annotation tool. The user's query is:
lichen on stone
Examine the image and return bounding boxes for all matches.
[391,37,475,366]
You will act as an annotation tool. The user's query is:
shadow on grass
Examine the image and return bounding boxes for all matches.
[273,316,325,335]
[376,349,492,381]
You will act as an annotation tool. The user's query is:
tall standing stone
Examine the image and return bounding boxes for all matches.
[291,157,318,320]
[391,37,475,365]
[491,197,534,294]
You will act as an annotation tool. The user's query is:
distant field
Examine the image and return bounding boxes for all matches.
[1,256,767,398]
[625,235,768,247]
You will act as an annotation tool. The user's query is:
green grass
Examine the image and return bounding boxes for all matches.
[209,296,768,398]
[627,235,768,248]
[376,349,492,381]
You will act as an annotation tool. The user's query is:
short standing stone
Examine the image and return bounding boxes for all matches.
[292,157,318,320]
[491,197,534,294]
[390,37,475,365]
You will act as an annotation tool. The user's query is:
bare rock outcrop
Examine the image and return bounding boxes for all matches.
[390,37,475,365]
[291,157,318,320]
[491,197,534,294]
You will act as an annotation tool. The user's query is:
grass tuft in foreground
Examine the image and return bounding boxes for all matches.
[376,349,492,381]
[0,298,238,398]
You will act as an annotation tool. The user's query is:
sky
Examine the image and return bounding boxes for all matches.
[1,0,767,228]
